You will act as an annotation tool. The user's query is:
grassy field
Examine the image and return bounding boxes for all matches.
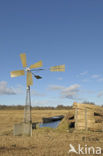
[0,109,103,156]
[0,110,69,134]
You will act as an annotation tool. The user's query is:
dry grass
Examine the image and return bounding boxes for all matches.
[0,110,68,134]
[0,109,103,156]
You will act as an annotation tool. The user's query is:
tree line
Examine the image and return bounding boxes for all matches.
[0,104,72,110]
[0,102,102,110]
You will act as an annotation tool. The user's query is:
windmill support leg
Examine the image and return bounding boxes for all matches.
[13,86,32,136]
[24,86,32,123]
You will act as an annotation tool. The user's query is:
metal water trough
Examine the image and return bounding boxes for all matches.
[42,115,64,123]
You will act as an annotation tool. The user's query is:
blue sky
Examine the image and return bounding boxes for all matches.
[0,0,103,106]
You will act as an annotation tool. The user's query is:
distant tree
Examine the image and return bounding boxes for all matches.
[82,101,95,105]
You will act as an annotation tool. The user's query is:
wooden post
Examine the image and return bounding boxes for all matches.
[85,108,87,131]
[75,108,78,129]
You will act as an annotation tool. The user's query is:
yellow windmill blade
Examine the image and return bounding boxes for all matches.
[27,71,33,86]
[50,64,65,72]
[20,53,27,68]
[10,70,25,77]
[30,60,43,69]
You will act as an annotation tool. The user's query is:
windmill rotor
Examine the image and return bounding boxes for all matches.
[10,53,43,86]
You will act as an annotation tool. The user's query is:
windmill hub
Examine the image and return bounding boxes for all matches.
[26,67,31,71]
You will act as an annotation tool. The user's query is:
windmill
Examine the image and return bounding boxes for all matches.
[10,53,65,136]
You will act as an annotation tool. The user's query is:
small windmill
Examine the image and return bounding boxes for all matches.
[10,53,65,134]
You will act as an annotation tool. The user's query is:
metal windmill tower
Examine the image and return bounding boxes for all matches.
[10,53,65,136]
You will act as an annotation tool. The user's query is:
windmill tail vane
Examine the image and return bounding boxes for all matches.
[50,64,65,72]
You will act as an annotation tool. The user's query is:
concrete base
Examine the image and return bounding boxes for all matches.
[13,122,32,136]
